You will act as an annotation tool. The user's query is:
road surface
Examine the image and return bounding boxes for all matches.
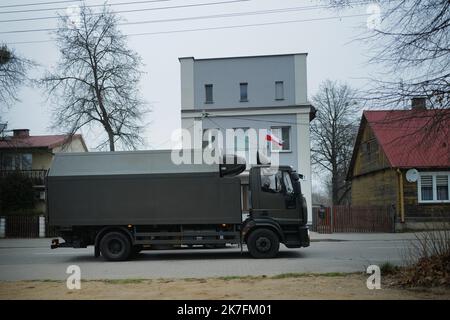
[0,233,417,281]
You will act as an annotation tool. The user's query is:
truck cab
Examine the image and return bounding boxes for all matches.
[242,165,309,258]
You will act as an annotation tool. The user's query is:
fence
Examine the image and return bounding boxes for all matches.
[0,215,58,238]
[311,205,396,233]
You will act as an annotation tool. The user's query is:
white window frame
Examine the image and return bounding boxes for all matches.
[269,126,291,153]
[417,172,450,203]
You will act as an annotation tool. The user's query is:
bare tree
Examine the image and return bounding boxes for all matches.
[41,5,147,151]
[0,45,34,113]
[311,80,360,205]
[325,1,450,123]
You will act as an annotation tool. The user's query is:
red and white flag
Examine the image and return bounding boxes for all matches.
[266,130,283,146]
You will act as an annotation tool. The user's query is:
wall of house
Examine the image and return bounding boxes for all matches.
[31,151,53,170]
[31,137,86,170]
[351,169,399,208]
[352,122,390,177]
[351,167,450,221]
[180,54,308,110]
[52,137,87,153]
[202,114,299,169]
[194,55,296,109]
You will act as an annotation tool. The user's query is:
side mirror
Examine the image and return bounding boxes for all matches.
[291,172,304,181]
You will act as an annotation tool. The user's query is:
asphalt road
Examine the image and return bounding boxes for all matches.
[0,233,419,281]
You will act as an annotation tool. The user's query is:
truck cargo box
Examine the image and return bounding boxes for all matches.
[47,150,242,226]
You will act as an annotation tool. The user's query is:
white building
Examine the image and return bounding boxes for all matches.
[179,53,315,222]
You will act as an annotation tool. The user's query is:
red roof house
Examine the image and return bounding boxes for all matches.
[0,129,88,215]
[347,104,450,227]
[0,129,87,151]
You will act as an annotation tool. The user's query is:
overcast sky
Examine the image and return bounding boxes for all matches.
[2,0,382,150]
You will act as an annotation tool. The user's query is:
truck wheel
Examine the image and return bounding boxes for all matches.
[247,228,280,259]
[100,232,132,261]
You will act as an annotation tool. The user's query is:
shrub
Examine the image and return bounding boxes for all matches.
[398,221,450,288]
[0,171,35,213]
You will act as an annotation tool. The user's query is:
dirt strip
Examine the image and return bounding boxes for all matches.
[1,274,449,300]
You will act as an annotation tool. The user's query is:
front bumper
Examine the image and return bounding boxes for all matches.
[284,226,310,248]
[299,226,310,247]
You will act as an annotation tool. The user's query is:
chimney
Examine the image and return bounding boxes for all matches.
[411,97,426,110]
[13,129,30,138]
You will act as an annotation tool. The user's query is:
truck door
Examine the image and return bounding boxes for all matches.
[251,167,298,221]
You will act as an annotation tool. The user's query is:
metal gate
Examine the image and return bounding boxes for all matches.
[2,215,58,238]
[5,215,39,238]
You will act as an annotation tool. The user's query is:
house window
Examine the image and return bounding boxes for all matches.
[205,84,213,103]
[363,139,378,161]
[275,81,284,100]
[269,127,291,152]
[240,83,248,102]
[418,172,450,203]
[233,128,249,152]
[0,153,32,170]
[21,154,32,170]
[0,153,14,170]
[437,175,449,201]
[420,175,433,201]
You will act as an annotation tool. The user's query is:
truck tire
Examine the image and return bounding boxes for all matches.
[100,231,132,261]
[247,228,280,259]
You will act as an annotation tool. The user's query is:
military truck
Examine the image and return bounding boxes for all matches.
[48,150,309,261]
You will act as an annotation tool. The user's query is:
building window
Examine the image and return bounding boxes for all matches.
[418,172,450,203]
[240,83,248,102]
[275,81,284,100]
[362,139,378,162]
[205,84,213,103]
[233,128,249,152]
[437,175,449,201]
[420,175,433,201]
[202,128,218,149]
[0,153,32,170]
[269,127,291,152]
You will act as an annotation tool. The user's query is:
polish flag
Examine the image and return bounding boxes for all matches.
[266,130,283,146]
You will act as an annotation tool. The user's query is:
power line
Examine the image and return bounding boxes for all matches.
[6,12,370,44]
[0,5,369,35]
[121,3,369,27]
[0,0,239,15]
[0,1,369,23]
[0,1,250,33]
[126,13,370,37]
[0,0,82,9]
[215,116,301,126]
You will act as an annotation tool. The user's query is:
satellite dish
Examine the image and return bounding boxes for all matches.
[406,169,419,182]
